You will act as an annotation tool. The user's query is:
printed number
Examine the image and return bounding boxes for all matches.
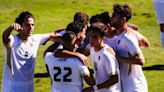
[54,67,72,82]
[54,67,61,82]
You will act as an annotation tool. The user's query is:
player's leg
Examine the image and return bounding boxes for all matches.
[160,24,164,47]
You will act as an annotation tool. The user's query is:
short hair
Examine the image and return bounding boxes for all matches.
[88,22,108,37]
[62,31,76,44]
[15,11,34,25]
[99,12,112,25]
[113,3,132,21]
[89,14,101,24]
[66,21,85,35]
[73,12,89,25]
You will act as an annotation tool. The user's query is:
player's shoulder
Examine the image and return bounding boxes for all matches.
[102,45,114,57]
[68,57,82,63]
[30,34,43,41]
[44,52,54,59]
[123,32,138,43]
[31,34,43,37]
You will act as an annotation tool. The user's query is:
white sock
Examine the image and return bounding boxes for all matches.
[160,32,164,47]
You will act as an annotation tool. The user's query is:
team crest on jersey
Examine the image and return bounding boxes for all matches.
[15,43,33,59]
[98,56,100,61]
[94,62,98,71]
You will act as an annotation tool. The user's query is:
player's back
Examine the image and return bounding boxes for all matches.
[44,52,87,92]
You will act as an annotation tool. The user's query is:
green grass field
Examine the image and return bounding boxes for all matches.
[0,0,163,92]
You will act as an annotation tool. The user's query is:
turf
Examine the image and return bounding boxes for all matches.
[0,0,163,92]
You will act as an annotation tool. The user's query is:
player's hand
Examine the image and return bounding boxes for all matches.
[11,23,23,32]
[77,53,91,67]
[107,47,116,56]
[82,87,94,92]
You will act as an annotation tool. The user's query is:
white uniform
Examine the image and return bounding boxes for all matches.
[90,44,121,92]
[104,36,118,50]
[1,34,49,92]
[44,52,90,92]
[153,0,164,24]
[115,32,148,92]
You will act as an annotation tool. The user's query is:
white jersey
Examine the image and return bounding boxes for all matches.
[104,36,118,50]
[115,32,148,92]
[90,44,121,92]
[44,52,90,92]
[1,34,49,92]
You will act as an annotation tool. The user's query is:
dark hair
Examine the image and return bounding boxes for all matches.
[66,21,85,35]
[73,12,89,25]
[62,31,76,44]
[89,14,101,24]
[15,11,34,25]
[113,3,132,21]
[88,22,108,37]
[99,12,112,25]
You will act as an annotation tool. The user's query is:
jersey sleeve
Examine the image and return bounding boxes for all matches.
[44,52,53,64]
[32,34,50,45]
[39,34,50,45]
[77,59,90,76]
[103,51,119,76]
[135,31,144,41]
[9,34,15,47]
[125,34,141,57]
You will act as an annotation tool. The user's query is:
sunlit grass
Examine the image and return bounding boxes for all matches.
[0,0,163,92]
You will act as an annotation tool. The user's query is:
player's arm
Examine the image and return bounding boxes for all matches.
[125,27,150,48]
[116,34,145,65]
[83,74,118,92]
[48,32,62,43]
[134,31,150,48]
[48,28,65,43]
[138,36,150,48]
[77,47,90,56]
[41,32,62,45]
[2,23,22,46]
[54,50,91,66]
[2,23,22,72]
[116,52,145,65]
[83,68,95,86]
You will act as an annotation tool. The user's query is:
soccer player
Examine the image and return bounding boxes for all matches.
[44,31,94,92]
[1,11,58,92]
[74,11,89,26]
[111,3,148,92]
[44,11,89,55]
[83,22,121,92]
[98,11,150,49]
[153,0,164,47]
[44,21,91,64]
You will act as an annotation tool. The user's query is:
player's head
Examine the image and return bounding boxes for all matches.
[99,12,112,25]
[73,12,89,26]
[62,31,78,52]
[66,21,87,46]
[89,14,101,24]
[111,3,132,28]
[15,11,34,26]
[15,11,35,37]
[88,22,108,48]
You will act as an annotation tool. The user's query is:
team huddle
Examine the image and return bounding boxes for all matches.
[1,3,148,92]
